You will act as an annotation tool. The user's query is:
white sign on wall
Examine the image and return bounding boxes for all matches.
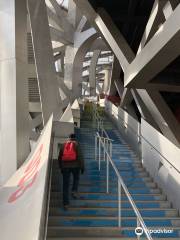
[0,115,53,240]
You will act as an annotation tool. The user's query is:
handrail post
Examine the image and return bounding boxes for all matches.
[99,135,101,171]
[106,155,109,194]
[107,139,110,156]
[137,218,141,240]
[95,135,97,161]
[110,141,112,158]
[103,138,106,161]
[118,179,121,228]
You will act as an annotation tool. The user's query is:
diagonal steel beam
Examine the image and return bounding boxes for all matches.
[73,0,134,72]
[124,4,180,88]
[109,57,123,96]
[53,45,66,53]
[76,16,88,33]
[47,6,64,31]
[120,88,134,108]
[131,89,160,130]
[50,26,73,45]
[95,8,135,72]
[49,0,74,32]
[137,89,180,146]
[137,0,167,54]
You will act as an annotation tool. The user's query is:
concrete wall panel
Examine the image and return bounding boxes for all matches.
[141,119,180,211]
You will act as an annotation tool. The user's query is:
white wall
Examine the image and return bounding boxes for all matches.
[106,101,180,211]
[105,100,141,155]
[0,116,53,240]
[141,119,180,211]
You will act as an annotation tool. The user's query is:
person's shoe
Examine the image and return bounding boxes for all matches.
[71,192,80,199]
[63,204,69,211]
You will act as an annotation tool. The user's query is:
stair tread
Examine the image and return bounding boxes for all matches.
[50,207,174,210]
[48,226,180,230]
[49,216,180,220]
[51,192,163,196]
[48,237,180,239]
[50,199,169,202]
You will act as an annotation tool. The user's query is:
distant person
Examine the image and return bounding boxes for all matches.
[58,133,84,210]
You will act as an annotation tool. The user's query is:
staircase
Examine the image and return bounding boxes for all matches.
[47,109,180,239]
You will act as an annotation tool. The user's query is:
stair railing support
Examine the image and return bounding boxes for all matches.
[98,135,101,171]
[110,141,112,158]
[106,152,109,194]
[137,218,141,240]
[118,179,122,228]
[95,135,97,161]
[103,138,106,161]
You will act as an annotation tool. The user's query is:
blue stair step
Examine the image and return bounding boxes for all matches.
[50,199,170,209]
[49,207,177,217]
[52,172,148,180]
[51,192,165,201]
[51,181,154,189]
[48,216,179,227]
[51,186,157,194]
[47,226,180,238]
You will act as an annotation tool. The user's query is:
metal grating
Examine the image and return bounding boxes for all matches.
[27,32,35,64]
[28,77,40,102]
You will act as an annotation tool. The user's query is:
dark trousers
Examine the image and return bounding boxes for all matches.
[62,168,80,205]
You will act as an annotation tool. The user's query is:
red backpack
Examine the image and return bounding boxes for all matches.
[62,141,77,161]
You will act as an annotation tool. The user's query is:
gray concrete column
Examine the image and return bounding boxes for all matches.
[89,50,101,96]
[64,45,75,91]
[27,0,63,124]
[103,69,112,94]
[109,57,122,96]
[63,26,97,101]
[72,31,98,100]
[68,0,82,28]
[0,0,29,184]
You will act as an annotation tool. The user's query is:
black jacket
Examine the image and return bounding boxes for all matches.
[58,141,84,171]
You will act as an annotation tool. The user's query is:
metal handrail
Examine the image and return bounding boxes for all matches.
[107,104,180,175]
[95,132,153,240]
